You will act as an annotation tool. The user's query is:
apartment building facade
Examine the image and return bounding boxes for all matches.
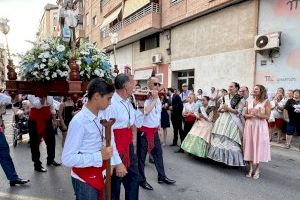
[80,0,299,93]
[37,4,60,41]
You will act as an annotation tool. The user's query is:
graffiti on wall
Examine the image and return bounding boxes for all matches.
[286,0,300,10]
[275,0,300,15]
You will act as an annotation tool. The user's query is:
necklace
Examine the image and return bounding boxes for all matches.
[93,119,104,142]
[120,100,131,127]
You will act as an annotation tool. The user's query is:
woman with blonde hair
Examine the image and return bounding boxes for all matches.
[243,85,271,179]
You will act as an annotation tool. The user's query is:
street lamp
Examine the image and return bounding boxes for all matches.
[109,32,119,75]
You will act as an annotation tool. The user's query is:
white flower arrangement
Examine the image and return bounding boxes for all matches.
[19,38,72,81]
[76,42,114,82]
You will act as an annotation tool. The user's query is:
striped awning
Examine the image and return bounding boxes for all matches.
[100,6,122,29]
[123,0,150,19]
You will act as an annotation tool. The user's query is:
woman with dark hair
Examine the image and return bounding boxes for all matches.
[160,94,170,146]
[58,96,75,147]
[207,82,245,166]
[181,96,217,158]
[243,85,271,179]
[283,89,300,149]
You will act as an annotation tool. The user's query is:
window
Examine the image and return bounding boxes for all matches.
[140,33,160,52]
[92,16,97,26]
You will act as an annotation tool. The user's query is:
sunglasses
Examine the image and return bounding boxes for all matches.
[153,82,161,86]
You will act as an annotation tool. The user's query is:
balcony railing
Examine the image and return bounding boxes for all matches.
[170,0,184,6]
[123,2,160,26]
[101,2,160,39]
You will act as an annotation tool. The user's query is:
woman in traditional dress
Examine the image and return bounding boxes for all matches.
[207,82,245,166]
[243,85,271,179]
[181,96,216,158]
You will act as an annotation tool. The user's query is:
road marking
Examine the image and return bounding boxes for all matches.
[0,192,56,200]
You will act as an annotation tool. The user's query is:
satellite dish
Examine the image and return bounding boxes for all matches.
[256,35,268,48]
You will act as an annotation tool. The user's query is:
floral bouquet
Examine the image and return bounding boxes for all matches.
[19,38,72,81]
[76,42,114,83]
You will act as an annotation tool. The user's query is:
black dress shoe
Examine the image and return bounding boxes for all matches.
[158,177,176,184]
[47,160,61,166]
[10,178,30,186]
[34,166,47,172]
[169,143,177,147]
[175,148,184,153]
[139,181,153,190]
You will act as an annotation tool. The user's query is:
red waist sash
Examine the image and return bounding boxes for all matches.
[137,126,158,153]
[72,161,107,200]
[185,115,196,122]
[29,106,52,140]
[114,127,133,168]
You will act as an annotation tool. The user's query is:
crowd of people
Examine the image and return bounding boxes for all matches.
[0,75,299,200]
[153,83,299,180]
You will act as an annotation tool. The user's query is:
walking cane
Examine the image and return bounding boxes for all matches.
[100,118,115,200]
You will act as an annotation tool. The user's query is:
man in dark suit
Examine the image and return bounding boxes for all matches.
[167,88,184,149]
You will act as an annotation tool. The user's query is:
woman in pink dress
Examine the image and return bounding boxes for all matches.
[243,85,271,179]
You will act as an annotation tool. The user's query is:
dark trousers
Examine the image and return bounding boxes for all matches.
[137,131,166,183]
[171,114,184,145]
[28,119,56,168]
[0,132,19,181]
[183,121,194,140]
[72,177,100,200]
[111,144,139,200]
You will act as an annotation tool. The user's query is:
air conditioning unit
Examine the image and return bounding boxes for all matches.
[152,54,162,64]
[254,32,281,51]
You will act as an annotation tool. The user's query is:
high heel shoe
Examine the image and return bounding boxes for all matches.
[253,171,260,179]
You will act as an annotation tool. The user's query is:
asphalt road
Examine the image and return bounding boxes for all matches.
[1,109,300,200]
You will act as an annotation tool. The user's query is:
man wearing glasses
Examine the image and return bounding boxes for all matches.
[136,77,176,191]
[180,83,192,103]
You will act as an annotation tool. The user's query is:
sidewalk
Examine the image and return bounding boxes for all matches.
[270,133,300,152]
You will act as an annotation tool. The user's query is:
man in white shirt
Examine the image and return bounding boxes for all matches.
[137,77,175,191]
[107,74,142,200]
[62,78,127,200]
[208,87,217,107]
[239,86,252,103]
[28,94,60,172]
[179,83,192,103]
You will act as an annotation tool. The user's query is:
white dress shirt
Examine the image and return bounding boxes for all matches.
[27,95,56,114]
[142,97,162,128]
[180,90,192,102]
[0,93,12,105]
[62,106,122,182]
[182,102,198,115]
[105,93,144,129]
[208,91,217,107]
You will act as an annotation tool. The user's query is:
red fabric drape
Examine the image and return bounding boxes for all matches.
[137,126,158,153]
[113,127,133,168]
[29,106,52,141]
[72,161,107,200]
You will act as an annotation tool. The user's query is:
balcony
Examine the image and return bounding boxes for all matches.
[162,0,243,28]
[101,2,161,49]
[101,0,123,17]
